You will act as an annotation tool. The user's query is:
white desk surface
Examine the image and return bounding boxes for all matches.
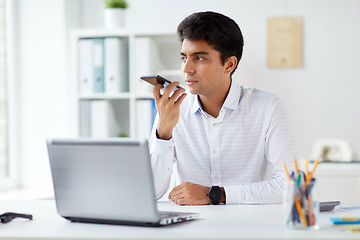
[0,200,358,240]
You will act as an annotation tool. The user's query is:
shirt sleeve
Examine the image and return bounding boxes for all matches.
[224,98,297,204]
[149,115,177,200]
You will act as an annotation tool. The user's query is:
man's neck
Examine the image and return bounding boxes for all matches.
[199,80,232,118]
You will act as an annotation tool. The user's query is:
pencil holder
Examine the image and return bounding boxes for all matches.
[283,179,319,229]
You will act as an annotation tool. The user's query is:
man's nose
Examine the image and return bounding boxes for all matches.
[182,59,195,74]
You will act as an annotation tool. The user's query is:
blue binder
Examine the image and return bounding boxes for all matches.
[92,38,105,93]
[151,99,157,126]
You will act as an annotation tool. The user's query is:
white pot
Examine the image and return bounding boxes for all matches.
[104,8,126,29]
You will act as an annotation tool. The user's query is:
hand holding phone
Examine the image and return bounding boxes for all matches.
[141,75,184,92]
[141,75,186,140]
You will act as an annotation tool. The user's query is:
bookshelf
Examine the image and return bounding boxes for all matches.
[72,29,182,139]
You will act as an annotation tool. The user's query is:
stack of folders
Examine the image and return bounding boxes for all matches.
[78,37,129,94]
[79,100,121,138]
[79,99,157,139]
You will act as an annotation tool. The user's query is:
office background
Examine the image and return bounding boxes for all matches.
[6,0,360,195]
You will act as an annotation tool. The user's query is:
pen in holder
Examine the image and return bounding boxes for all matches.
[283,159,320,229]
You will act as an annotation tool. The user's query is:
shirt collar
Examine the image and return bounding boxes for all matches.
[190,80,242,115]
[222,80,242,110]
[190,94,202,115]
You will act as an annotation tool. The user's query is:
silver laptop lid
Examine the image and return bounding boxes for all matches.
[47,138,160,223]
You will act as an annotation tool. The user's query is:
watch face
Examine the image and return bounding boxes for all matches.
[209,190,221,200]
[209,186,221,204]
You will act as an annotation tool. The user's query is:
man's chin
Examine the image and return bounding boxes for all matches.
[188,89,199,95]
[186,86,199,95]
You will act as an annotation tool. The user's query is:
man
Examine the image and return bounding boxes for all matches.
[149,11,296,205]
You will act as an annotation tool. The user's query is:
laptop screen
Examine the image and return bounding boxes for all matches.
[47,138,159,223]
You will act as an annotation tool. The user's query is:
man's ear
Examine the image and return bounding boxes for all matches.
[224,56,237,74]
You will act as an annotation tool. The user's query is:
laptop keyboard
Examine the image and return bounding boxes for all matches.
[158,211,198,225]
[159,211,182,218]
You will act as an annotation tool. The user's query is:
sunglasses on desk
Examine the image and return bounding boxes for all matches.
[0,212,33,223]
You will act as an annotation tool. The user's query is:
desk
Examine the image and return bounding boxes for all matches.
[0,200,358,240]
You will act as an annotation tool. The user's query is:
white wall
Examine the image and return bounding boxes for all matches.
[14,0,360,191]
[15,0,80,190]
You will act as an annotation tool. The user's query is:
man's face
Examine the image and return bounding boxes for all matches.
[180,39,230,97]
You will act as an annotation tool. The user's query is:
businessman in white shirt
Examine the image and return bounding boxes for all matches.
[149,11,297,205]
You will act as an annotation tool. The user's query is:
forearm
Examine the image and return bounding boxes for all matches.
[224,175,285,204]
[220,187,226,203]
[149,129,176,199]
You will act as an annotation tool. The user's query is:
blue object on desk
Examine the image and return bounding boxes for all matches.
[330,217,360,225]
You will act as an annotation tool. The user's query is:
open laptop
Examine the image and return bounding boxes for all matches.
[46,138,198,227]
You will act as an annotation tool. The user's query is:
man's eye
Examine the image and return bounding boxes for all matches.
[180,56,187,62]
[196,56,205,61]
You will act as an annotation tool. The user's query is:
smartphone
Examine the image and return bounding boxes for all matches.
[141,75,183,91]
[320,201,340,212]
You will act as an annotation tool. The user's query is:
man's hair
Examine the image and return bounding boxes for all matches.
[177,11,244,75]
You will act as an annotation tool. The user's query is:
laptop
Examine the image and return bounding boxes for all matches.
[46,138,198,227]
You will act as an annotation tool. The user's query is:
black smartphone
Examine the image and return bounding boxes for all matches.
[319,201,340,212]
[141,75,183,91]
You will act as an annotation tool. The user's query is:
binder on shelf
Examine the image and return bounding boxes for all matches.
[151,100,157,126]
[136,99,157,140]
[135,37,163,94]
[76,31,179,143]
[90,100,118,137]
[92,38,105,93]
[78,39,93,94]
[79,100,91,137]
[104,37,129,93]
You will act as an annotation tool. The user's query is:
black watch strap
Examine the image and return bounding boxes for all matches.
[208,186,222,205]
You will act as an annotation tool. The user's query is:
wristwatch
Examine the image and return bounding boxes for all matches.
[208,186,222,205]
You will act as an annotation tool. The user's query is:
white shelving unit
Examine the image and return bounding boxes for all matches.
[72,29,182,139]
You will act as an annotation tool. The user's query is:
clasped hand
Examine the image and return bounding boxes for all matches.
[168,182,211,205]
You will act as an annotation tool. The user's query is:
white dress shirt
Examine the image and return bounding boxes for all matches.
[149,80,297,204]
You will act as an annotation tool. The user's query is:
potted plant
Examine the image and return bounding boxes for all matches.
[104,0,129,29]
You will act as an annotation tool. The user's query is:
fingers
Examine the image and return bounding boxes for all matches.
[152,83,163,100]
[153,81,187,109]
[153,82,186,140]
[171,87,186,103]
[153,81,186,102]
[168,182,191,205]
[168,184,182,203]
[168,184,181,200]
[174,90,187,106]
[162,81,181,98]
[168,189,185,205]
[168,182,211,205]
